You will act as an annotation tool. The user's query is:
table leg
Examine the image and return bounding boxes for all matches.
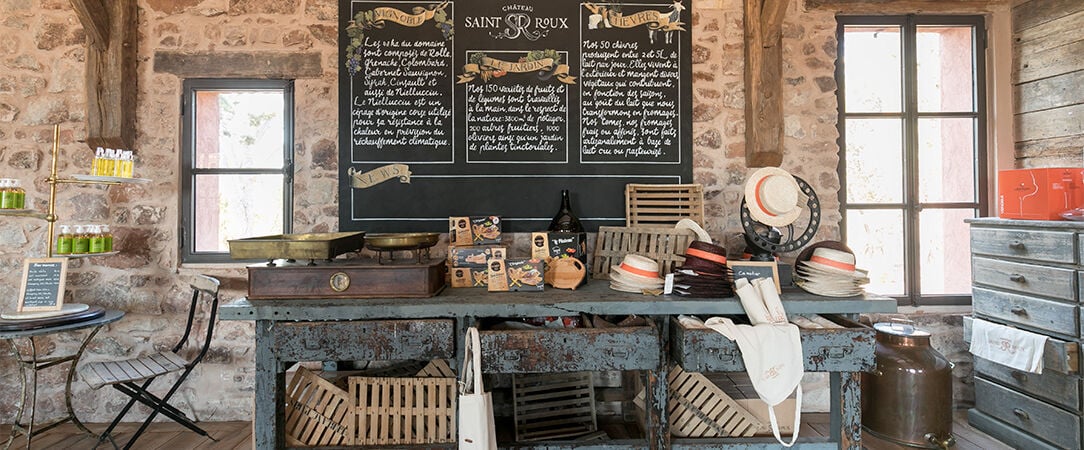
[831,372,862,450]
[3,338,31,450]
[254,320,285,450]
[65,324,104,436]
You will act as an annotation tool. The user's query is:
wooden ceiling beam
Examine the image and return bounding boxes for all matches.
[72,0,136,149]
[744,0,788,167]
[69,0,111,49]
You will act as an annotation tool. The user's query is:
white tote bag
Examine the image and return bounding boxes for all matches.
[459,327,497,450]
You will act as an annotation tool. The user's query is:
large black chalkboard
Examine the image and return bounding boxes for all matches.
[18,258,67,312]
[338,0,692,232]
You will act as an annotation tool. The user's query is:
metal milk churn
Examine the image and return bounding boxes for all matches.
[862,320,955,448]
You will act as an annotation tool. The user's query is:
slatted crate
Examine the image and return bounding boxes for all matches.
[667,366,762,438]
[285,367,355,446]
[592,226,696,280]
[625,184,704,227]
[348,375,457,445]
[513,372,598,441]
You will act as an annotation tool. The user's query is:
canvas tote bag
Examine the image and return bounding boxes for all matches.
[459,327,497,449]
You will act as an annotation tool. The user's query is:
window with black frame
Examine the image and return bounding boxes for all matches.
[836,16,988,306]
[180,79,294,264]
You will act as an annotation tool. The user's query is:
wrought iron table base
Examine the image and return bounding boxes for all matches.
[3,324,105,450]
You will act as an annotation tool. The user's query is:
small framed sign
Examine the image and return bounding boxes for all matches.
[727,260,781,293]
[17,258,67,312]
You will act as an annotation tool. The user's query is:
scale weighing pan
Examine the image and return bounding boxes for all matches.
[228,231,366,264]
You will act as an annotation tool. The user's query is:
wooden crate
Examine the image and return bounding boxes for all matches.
[348,375,457,445]
[625,184,704,227]
[592,226,696,280]
[667,366,762,438]
[513,372,598,441]
[285,367,355,446]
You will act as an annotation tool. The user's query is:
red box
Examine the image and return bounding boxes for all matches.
[998,168,1084,220]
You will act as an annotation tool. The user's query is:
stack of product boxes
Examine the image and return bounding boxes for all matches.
[447,216,507,289]
[530,231,589,288]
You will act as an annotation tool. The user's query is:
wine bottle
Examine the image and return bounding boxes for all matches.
[548,190,584,233]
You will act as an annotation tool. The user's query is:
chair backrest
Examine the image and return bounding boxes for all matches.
[172,274,221,367]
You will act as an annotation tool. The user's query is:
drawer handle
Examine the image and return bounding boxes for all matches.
[1010,371,1029,382]
[1010,307,1028,316]
[1008,240,1025,250]
[1012,408,1030,421]
[1008,274,1025,283]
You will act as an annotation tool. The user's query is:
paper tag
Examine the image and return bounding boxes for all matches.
[664,273,674,294]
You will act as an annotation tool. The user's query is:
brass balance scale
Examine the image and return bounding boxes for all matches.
[228,231,445,299]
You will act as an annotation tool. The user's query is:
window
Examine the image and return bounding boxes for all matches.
[180,79,294,264]
[836,16,987,306]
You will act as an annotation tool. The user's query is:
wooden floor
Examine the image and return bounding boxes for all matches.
[0,410,1008,449]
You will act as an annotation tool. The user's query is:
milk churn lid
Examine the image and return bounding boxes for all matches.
[874,320,931,337]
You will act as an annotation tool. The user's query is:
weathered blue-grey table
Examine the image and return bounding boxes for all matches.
[219,283,896,449]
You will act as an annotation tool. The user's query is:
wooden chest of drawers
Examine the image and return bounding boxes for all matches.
[968,218,1084,450]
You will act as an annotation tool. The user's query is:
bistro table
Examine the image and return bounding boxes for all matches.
[220,283,896,449]
[0,309,125,450]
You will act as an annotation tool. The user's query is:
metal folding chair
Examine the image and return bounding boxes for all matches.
[79,275,221,449]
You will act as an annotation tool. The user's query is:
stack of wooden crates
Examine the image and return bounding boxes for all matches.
[284,361,457,446]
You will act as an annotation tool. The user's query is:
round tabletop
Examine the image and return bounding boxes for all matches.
[0,310,125,339]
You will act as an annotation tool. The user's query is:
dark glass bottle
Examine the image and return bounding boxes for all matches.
[548,190,584,232]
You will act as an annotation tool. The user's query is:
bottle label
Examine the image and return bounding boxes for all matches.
[104,236,113,252]
[57,237,72,254]
[0,191,11,209]
[73,237,89,254]
[90,237,104,253]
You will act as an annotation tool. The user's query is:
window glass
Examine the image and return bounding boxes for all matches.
[843,25,903,113]
[845,118,904,204]
[917,26,976,113]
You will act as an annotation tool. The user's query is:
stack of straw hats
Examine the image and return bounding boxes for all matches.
[793,241,869,297]
[672,241,733,297]
[609,254,664,293]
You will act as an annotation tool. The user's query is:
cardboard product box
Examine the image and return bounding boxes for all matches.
[532,232,588,287]
[448,245,507,267]
[449,216,502,245]
[488,258,545,292]
[531,232,587,264]
[450,265,489,288]
[999,168,1084,220]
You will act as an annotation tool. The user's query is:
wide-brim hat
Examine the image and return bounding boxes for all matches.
[801,247,858,276]
[610,254,664,286]
[744,167,804,227]
[683,240,728,269]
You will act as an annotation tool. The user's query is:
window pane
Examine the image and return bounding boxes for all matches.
[846,209,905,296]
[194,174,284,252]
[845,118,903,203]
[195,90,285,169]
[917,26,975,113]
[919,208,974,296]
[918,118,976,203]
[843,25,902,113]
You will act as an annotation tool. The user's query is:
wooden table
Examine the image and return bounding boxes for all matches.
[1,310,125,450]
[219,283,896,449]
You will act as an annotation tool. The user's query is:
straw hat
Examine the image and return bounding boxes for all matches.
[610,254,664,287]
[744,167,803,227]
[802,247,858,276]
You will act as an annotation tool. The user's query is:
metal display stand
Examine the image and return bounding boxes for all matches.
[0,310,125,450]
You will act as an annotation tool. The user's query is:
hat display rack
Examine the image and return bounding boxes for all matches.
[740,167,822,260]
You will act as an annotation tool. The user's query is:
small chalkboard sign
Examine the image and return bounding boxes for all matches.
[18,258,67,312]
[727,261,781,294]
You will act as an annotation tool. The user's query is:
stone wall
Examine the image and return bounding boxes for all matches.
[0,0,995,423]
